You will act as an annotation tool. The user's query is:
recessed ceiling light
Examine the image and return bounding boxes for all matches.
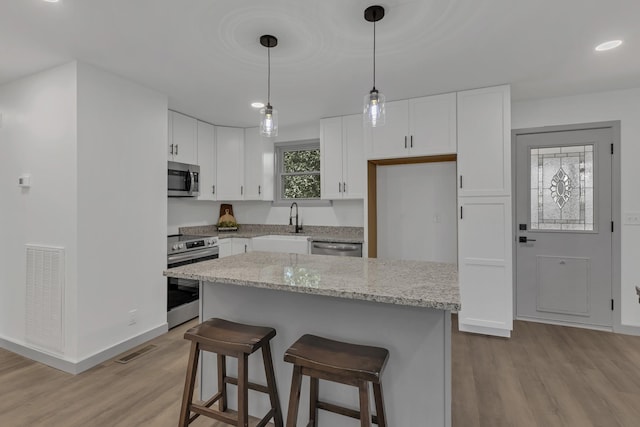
[595,40,623,51]
[43,0,60,3]
[251,102,265,109]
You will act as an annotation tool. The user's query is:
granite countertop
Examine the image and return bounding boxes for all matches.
[179,224,364,244]
[164,251,460,311]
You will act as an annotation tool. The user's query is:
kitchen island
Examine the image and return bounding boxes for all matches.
[165,252,460,426]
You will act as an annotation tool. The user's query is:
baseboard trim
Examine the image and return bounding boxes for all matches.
[458,322,511,338]
[613,324,640,337]
[0,323,168,375]
[515,316,612,332]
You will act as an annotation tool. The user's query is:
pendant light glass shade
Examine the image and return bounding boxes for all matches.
[364,88,385,126]
[363,6,385,127]
[260,35,278,137]
[260,103,278,137]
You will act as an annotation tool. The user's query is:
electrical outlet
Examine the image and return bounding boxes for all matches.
[624,212,640,225]
[128,309,137,325]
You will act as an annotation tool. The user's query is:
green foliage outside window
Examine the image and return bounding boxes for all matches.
[282,148,320,199]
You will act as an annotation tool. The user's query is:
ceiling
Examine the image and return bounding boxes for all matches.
[2,0,639,128]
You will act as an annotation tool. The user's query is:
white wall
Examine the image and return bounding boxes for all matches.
[0,62,79,358]
[76,63,168,360]
[513,87,640,328]
[167,120,364,234]
[376,162,458,263]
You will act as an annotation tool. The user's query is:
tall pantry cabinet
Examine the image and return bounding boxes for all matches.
[457,85,513,337]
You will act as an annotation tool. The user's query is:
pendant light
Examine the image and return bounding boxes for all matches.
[363,5,385,127]
[260,34,278,137]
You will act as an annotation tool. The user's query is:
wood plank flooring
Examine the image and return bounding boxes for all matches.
[1,316,640,426]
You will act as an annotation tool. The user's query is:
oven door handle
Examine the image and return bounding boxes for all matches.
[168,247,219,265]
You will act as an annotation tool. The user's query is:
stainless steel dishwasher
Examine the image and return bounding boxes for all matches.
[310,241,362,257]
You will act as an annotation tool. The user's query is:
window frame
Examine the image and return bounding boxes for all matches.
[273,140,331,207]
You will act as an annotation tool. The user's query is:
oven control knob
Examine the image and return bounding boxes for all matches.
[179,243,185,249]
[207,239,213,246]
[172,244,179,250]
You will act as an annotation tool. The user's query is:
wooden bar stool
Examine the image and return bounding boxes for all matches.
[179,318,284,427]
[284,334,389,427]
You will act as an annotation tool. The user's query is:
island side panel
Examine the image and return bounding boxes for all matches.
[201,280,451,427]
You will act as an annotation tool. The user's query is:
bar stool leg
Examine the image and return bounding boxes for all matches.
[373,382,387,427]
[358,380,371,427]
[309,377,319,426]
[179,341,200,427]
[286,365,303,427]
[237,353,249,427]
[262,345,284,427]
[217,354,227,412]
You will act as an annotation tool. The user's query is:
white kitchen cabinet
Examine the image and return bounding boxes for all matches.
[244,127,274,201]
[457,197,512,337]
[365,93,457,160]
[456,84,512,338]
[215,126,245,201]
[320,114,365,200]
[197,121,217,201]
[457,85,511,197]
[168,111,198,164]
[218,239,232,258]
[231,238,251,255]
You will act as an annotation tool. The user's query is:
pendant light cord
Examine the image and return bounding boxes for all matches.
[373,18,376,89]
[267,46,271,105]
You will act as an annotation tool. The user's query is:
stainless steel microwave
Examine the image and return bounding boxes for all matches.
[168,161,200,197]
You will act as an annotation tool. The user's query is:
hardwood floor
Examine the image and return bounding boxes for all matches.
[1,317,640,426]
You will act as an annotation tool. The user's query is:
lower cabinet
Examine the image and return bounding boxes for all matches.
[457,196,512,337]
[218,239,232,258]
[218,238,252,258]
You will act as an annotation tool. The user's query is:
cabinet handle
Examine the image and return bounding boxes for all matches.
[338,182,342,193]
[212,185,215,194]
[459,175,463,189]
[258,185,261,195]
[175,144,179,155]
[240,185,243,196]
[410,135,413,148]
[404,136,407,149]
[170,144,174,155]
[460,206,463,219]
[343,182,347,193]
[244,244,247,253]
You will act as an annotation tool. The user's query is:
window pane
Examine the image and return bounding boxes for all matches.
[284,149,320,173]
[283,174,320,199]
[530,144,594,231]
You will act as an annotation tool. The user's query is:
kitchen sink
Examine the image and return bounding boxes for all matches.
[251,234,310,254]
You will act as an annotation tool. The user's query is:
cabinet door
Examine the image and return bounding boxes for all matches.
[244,127,274,201]
[366,100,409,160]
[457,85,511,197]
[342,114,365,199]
[218,239,232,258]
[409,93,457,156]
[171,111,198,164]
[320,117,344,200]
[168,111,174,159]
[216,126,245,200]
[231,238,251,255]
[457,197,512,337]
[197,121,216,201]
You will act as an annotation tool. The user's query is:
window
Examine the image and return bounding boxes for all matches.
[275,141,326,205]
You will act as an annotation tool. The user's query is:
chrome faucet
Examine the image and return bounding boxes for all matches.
[289,202,302,233]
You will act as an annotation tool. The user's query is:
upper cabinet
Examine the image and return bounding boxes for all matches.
[457,85,511,197]
[215,126,245,201]
[320,114,365,200]
[168,111,198,164]
[365,93,457,160]
[197,121,216,201]
[244,127,275,201]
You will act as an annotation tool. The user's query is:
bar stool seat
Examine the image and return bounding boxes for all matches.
[179,318,283,427]
[284,334,389,427]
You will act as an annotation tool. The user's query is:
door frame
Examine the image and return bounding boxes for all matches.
[511,121,622,332]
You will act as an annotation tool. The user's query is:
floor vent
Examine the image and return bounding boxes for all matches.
[115,344,157,364]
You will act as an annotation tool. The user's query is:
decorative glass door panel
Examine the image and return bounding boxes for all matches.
[530,144,594,231]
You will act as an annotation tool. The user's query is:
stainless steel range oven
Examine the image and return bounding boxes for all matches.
[167,234,218,328]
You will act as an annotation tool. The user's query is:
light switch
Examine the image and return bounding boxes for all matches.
[18,174,31,187]
[624,213,640,225]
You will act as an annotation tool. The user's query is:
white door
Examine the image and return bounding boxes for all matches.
[515,127,613,328]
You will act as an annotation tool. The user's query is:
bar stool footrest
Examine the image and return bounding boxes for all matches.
[224,375,271,394]
[316,400,379,424]
[190,405,237,425]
